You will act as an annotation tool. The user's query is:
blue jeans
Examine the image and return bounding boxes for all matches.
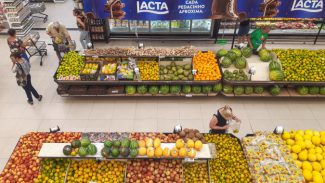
[21,52,29,62]
[22,75,40,102]
[80,30,91,49]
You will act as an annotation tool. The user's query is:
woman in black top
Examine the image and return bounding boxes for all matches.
[7,29,30,62]
[73,9,90,49]
[209,105,241,134]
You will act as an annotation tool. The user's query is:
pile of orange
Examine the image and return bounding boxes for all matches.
[193,51,221,81]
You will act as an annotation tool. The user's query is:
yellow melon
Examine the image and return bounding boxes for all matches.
[138,147,147,156]
[187,148,196,159]
[147,147,155,157]
[163,147,170,157]
[195,140,203,151]
[171,147,178,157]
[176,139,185,149]
[186,139,195,148]
[146,138,153,148]
[155,147,163,158]
[138,140,146,148]
[153,138,161,148]
[179,147,187,158]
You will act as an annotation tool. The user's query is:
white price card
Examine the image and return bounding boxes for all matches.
[184,158,195,163]
[185,94,193,98]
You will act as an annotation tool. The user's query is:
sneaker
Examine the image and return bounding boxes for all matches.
[239,43,245,48]
[27,100,34,105]
[38,95,43,102]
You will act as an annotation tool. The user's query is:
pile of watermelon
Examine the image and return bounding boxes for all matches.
[101,138,139,158]
[63,137,97,157]
[296,86,325,95]
[269,60,284,81]
[218,48,251,69]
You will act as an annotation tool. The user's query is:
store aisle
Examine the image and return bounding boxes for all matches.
[0,30,324,171]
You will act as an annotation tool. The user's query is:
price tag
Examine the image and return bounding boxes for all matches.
[159,56,165,59]
[192,70,197,75]
[112,90,118,94]
[92,55,99,58]
[185,94,192,98]
[184,158,195,163]
[89,181,97,183]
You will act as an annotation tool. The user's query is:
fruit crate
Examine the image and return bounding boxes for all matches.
[107,86,125,94]
[87,85,107,95]
[117,61,134,80]
[182,160,210,183]
[57,85,70,95]
[159,58,193,81]
[79,62,100,81]
[68,85,88,95]
[98,61,118,81]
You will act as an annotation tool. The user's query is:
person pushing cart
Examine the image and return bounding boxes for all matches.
[46,21,75,61]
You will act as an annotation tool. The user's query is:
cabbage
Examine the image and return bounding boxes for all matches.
[212,83,222,93]
[259,49,271,62]
[202,86,212,94]
[170,85,181,94]
[137,85,147,94]
[217,49,228,57]
[296,86,308,95]
[309,86,319,95]
[192,86,202,94]
[125,85,136,95]
[159,85,170,95]
[182,85,192,94]
[148,86,159,95]
[234,86,244,95]
[320,87,325,95]
[245,86,254,95]
[254,86,264,94]
[269,85,281,96]
[223,85,233,94]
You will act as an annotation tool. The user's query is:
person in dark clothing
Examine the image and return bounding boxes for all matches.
[7,29,30,62]
[209,105,241,134]
[73,9,91,49]
[237,13,250,49]
[11,54,42,105]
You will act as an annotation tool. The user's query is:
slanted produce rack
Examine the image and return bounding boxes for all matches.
[54,50,222,97]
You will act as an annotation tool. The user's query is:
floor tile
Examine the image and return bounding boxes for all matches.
[88,103,114,120]
[133,119,158,132]
[84,120,112,132]
[157,119,180,132]
[0,158,7,172]
[109,119,134,132]
[250,119,277,132]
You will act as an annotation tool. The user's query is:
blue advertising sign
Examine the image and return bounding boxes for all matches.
[83,0,325,20]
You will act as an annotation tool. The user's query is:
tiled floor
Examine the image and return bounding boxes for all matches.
[0,0,324,172]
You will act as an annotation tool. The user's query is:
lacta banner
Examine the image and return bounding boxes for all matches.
[83,0,325,20]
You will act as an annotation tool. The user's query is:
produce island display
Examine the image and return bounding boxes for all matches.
[53,46,325,98]
[1,128,325,183]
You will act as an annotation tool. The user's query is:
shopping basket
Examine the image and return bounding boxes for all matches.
[30,3,48,23]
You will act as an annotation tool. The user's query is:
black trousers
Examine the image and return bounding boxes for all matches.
[22,75,40,102]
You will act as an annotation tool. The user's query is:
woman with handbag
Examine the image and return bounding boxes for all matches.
[11,54,42,105]
[7,29,30,62]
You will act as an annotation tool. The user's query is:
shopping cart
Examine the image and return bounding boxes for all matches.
[21,32,47,66]
[30,2,48,23]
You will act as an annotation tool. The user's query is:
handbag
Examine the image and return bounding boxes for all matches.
[15,63,27,87]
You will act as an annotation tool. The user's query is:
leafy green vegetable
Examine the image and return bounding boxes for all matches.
[202,86,212,94]
[269,85,281,96]
[296,86,308,95]
[245,86,254,95]
[192,86,202,94]
[309,86,319,95]
[223,85,233,94]
[212,83,222,93]
[148,86,159,95]
[234,86,244,95]
[170,85,181,94]
[159,85,170,95]
[125,86,136,95]
[320,87,325,95]
[254,86,264,94]
[182,85,191,94]
[137,85,147,94]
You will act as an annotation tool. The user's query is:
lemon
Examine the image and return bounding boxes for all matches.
[292,153,298,160]
[303,170,313,181]
[303,161,313,171]
[305,130,314,136]
[295,134,304,141]
[304,135,312,141]
[314,131,321,137]
[297,130,305,136]
[320,160,325,169]
[313,174,324,183]
[313,162,323,171]
[292,145,302,153]
[312,136,321,145]
[320,131,325,137]
[317,154,324,161]
[321,136,325,145]
[306,140,313,149]
[295,160,302,168]
[299,151,308,161]
[309,153,317,162]
[287,139,295,146]
[282,131,291,140]
[296,140,306,150]
[316,147,323,154]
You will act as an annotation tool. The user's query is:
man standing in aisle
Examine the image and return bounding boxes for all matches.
[46,21,72,61]
[247,26,271,53]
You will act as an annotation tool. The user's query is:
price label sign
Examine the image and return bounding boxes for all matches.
[184,158,195,163]
[192,69,197,75]
[185,94,192,98]
[92,55,99,58]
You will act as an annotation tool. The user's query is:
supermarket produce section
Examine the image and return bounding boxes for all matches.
[54,47,325,97]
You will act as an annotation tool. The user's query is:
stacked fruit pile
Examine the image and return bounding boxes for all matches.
[101,63,117,75]
[273,49,325,82]
[219,48,251,69]
[126,160,182,183]
[223,69,249,81]
[183,162,209,183]
[34,159,69,183]
[130,132,180,143]
[117,62,134,80]
[138,61,159,80]
[295,86,325,95]
[56,51,85,80]
[243,132,304,182]
[177,128,207,143]
[159,61,193,81]
[193,51,221,80]
[205,134,251,183]
[101,138,139,158]
[282,130,325,183]
[0,132,80,183]
[81,63,99,74]
[66,160,126,183]
[63,138,98,157]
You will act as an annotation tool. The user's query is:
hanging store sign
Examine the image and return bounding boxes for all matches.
[82,0,325,20]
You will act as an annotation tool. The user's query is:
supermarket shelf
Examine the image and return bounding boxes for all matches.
[59,93,221,97]
[221,89,325,98]
[222,79,325,86]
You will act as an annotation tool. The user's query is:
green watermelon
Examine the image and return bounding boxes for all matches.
[259,49,271,62]
[245,86,254,95]
[217,49,228,57]
[221,57,232,68]
[212,83,223,93]
[137,85,147,94]
[121,138,130,148]
[309,86,319,95]
[120,148,130,157]
[269,70,284,81]
[113,140,121,148]
[78,147,88,157]
[104,140,113,148]
[148,86,159,95]
[130,140,139,149]
[202,85,212,94]
[230,48,242,58]
[111,148,120,158]
[130,149,138,158]
[242,47,253,58]
[101,147,110,158]
[254,86,264,94]
[269,85,281,96]
[182,85,192,94]
[320,87,325,95]
[87,144,97,155]
[170,85,181,94]
[63,145,72,156]
[80,138,91,147]
[234,57,247,69]
[234,86,245,95]
[269,61,281,71]
[192,86,202,94]
[223,85,233,94]
[159,85,170,95]
[296,86,308,95]
[226,52,237,62]
[71,140,81,148]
